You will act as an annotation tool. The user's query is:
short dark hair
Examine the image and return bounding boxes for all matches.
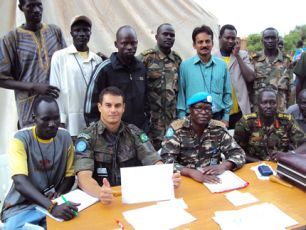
[156,23,172,34]
[262,27,279,37]
[116,25,136,41]
[297,40,304,48]
[192,25,213,43]
[98,86,126,103]
[32,95,58,115]
[219,24,237,38]
[258,86,277,102]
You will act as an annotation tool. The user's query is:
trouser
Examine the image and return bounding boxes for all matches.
[3,207,46,230]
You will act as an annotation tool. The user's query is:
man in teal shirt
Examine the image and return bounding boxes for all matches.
[177,25,232,127]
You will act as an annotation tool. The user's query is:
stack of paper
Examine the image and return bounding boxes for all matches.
[213,203,298,230]
[203,170,249,193]
[123,198,196,230]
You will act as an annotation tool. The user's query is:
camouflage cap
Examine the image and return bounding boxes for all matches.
[187,92,212,107]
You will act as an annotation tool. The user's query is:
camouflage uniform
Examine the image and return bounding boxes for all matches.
[160,117,245,172]
[74,120,161,186]
[234,113,305,161]
[250,50,293,112]
[138,47,182,150]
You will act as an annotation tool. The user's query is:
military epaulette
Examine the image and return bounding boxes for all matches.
[127,123,142,135]
[141,49,156,56]
[243,113,257,120]
[170,119,185,131]
[277,113,292,121]
[210,119,226,128]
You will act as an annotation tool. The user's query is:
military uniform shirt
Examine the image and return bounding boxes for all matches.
[234,113,305,161]
[138,47,182,149]
[250,50,292,112]
[161,117,245,172]
[74,120,161,186]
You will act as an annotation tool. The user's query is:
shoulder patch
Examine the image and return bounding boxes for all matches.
[243,113,257,120]
[139,132,149,143]
[77,133,91,140]
[278,113,292,120]
[171,119,185,131]
[75,139,88,153]
[210,119,226,128]
[165,127,174,138]
[141,49,155,56]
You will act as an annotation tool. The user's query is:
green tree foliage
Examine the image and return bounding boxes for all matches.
[284,25,306,52]
[246,33,261,53]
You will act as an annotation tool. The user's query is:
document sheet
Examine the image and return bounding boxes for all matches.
[120,164,175,204]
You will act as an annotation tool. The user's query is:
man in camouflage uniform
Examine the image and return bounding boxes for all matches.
[161,92,245,183]
[138,23,182,150]
[250,27,293,112]
[75,87,180,205]
[234,88,305,163]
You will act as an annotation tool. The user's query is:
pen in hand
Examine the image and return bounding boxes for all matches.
[61,195,78,216]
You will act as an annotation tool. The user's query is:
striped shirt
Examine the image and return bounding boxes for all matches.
[0,24,66,127]
[177,55,232,120]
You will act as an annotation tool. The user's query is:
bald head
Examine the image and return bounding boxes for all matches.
[116,25,137,41]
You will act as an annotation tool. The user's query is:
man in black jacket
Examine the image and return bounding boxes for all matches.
[84,25,149,131]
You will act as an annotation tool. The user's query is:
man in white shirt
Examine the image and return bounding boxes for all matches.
[50,15,102,137]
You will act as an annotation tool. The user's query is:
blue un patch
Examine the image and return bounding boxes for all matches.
[76,140,87,153]
[165,127,174,138]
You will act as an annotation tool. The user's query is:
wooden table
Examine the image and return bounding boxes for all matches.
[47,162,306,229]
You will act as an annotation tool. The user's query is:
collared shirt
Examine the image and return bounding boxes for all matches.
[177,55,232,121]
[286,104,306,133]
[250,49,292,112]
[0,24,66,127]
[138,46,182,148]
[84,52,149,131]
[74,120,161,186]
[234,113,305,161]
[50,44,102,136]
[161,117,245,172]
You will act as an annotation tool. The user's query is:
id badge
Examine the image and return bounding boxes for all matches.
[43,184,55,196]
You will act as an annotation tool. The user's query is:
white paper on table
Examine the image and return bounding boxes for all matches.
[203,170,248,193]
[54,189,99,212]
[213,202,298,230]
[123,202,196,230]
[225,190,259,206]
[156,198,188,209]
[120,164,175,204]
[251,163,276,180]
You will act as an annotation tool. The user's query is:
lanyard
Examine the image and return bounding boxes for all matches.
[199,63,213,93]
[35,135,56,187]
[73,53,93,86]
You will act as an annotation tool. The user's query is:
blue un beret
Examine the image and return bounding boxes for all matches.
[187,92,212,107]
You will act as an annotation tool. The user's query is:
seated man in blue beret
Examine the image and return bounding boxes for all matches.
[161,92,246,183]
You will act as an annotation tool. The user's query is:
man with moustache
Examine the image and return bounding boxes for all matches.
[234,88,305,163]
[50,15,102,138]
[0,96,78,229]
[84,25,149,131]
[213,24,255,129]
[161,92,245,183]
[138,23,182,150]
[250,27,292,112]
[0,0,66,128]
